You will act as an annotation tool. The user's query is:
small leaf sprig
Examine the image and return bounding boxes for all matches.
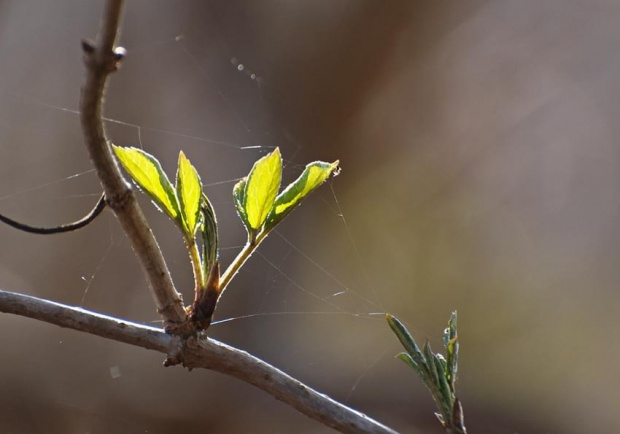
[226,148,340,290]
[113,145,339,331]
[386,312,466,434]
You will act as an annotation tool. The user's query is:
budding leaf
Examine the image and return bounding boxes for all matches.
[233,177,250,232]
[201,193,219,281]
[397,352,426,380]
[113,146,180,222]
[244,148,282,231]
[387,312,465,434]
[176,151,202,238]
[387,314,426,365]
[434,354,453,410]
[266,160,339,230]
[444,311,459,389]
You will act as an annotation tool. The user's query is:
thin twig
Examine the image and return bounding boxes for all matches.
[219,229,270,293]
[0,193,106,234]
[0,289,397,434]
[79,0,186,326]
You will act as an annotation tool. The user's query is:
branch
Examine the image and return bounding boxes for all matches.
[70,2,399,432]
[0,290,397,434]
[79,0,186,326]
[0,193,106,234]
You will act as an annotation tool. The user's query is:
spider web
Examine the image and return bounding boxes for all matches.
[0,4,417,432]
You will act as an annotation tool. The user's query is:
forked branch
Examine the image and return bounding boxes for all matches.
[0,1,402,432]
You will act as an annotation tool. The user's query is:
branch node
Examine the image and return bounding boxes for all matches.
[164,336,188,368]
[81,38,96,55]
[81,39,124,73]
[0,289,397,433]
[105,187,132,210]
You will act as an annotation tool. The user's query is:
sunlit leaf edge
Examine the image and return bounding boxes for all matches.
[233,177,250,233]
[265,159,339,230]
[113,145,180,221]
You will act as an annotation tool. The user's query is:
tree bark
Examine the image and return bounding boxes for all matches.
[79,0,187,327]
[0,289,397,434]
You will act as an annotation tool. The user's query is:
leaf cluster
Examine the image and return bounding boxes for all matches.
[386,312,466,434]
[113,146,339,330]
[233,148,340,243]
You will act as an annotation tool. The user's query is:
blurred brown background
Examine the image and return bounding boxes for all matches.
[1,1,620,433]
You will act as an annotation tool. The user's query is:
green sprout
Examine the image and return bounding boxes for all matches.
[386,312,466,434]
[113,145,339,330]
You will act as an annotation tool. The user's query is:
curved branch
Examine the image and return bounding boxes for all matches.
[0,290,397,434]
[0,193,106,234]
[79,0,186,326]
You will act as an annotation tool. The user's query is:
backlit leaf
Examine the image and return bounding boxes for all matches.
[113,146,180,222]
[266,160,339,230]
[244,148,282,231]
[176,151,202,238]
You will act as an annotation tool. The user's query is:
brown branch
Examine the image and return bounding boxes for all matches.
[79,0,186,326]
[0,289,397,434]
[0,193,106,234]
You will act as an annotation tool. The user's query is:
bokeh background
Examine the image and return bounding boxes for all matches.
[1,1,620,433]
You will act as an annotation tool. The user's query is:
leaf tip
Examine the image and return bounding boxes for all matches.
[111,143,124,155]
[332,160,341,176]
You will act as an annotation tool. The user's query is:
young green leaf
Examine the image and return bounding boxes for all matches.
[386,314,427,369]
[433,355,453,412]
[397,352,426,380]
[113,145,180,222]
[176,151,202,238]
[265,160,340,230]
[233,177,250,232]
[244,148,282,231]
[387,312,466,434]
[201,193,219,280]
[423,341,440,386]
[444,312,459,389]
